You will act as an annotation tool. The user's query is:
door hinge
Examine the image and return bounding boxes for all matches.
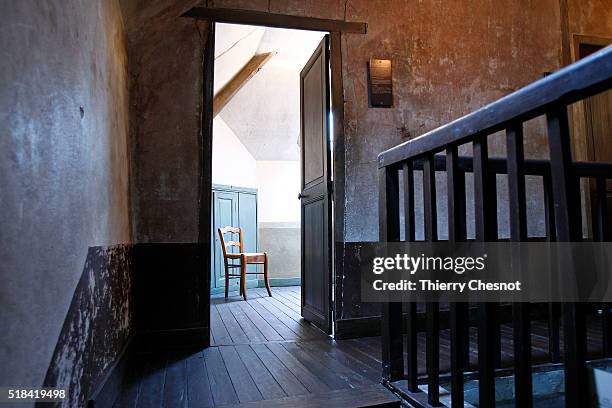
[328,181,334,195]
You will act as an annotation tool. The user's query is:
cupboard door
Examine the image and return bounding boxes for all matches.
[212,190,239,289]
[238,192,258,280]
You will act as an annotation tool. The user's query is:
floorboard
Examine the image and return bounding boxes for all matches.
[114,287,606,407]
[185,351,214,408]
[250,343,309,397]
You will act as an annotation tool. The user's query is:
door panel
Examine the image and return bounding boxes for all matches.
[212,190,238,288]
[303,63,325,187]
[579,42,612,235]
[300,35,332,334]
[239,192,258,279]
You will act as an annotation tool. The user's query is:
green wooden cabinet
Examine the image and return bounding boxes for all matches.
[211,184,258,293]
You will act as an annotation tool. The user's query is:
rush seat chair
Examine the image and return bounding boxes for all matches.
[218,226,272,300]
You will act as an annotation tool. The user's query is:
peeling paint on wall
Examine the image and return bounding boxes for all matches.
[41,245,133,408]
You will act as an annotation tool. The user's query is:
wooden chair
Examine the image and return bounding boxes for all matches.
[218,226,272,300]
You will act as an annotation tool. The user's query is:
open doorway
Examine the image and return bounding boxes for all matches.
[209,23,332,340]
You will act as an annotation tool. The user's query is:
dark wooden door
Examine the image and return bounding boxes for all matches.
[300,35,332,334]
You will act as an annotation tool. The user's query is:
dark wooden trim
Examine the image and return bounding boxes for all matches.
[198,21,215,344]
[330,31,347,335]
[473,136,497,407]
[446,146,467,408]
[198,21,214,246]
[507,123,533,407]
[182,7,367,34]
[546,105,587,408]
[378,47,612,168]
[192,14,350,338]
[402,161,419,393]
[87,335,134,408]
[379,166,404,382]
[422,155,440,406]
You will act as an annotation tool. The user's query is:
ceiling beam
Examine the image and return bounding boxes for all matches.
[182,7,367,34]
[213,52,275,118]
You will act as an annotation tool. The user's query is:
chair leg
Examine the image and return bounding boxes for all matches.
[240,255,247,301]
[225,271,229,299]
[264,253,272,297]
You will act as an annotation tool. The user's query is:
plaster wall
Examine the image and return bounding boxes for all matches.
[256,160,301,280]
[221,62,302,161]
[121,0,611,324]
[125,0,564,244]
[212,117,257,187]
[567,0,612,40]
[0,0,131,400]
[122,0,206,242]
[256,161,301,223]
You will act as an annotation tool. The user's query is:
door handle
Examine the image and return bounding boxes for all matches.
[298,193,308,199]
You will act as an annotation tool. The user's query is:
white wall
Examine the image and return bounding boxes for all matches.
[256,161,300,223]
[212,117,257,187]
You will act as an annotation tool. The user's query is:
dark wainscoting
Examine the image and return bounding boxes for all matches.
[41,245,133,408]
[334,243,548,339]
[133,243,209,350]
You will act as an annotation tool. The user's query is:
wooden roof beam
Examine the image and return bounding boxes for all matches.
[213,52,275,118]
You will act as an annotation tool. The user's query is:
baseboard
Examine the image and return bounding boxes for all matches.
[335,316,382,340]
[136,326,210,351]
[259,277,301,287]
[87,335,134,408]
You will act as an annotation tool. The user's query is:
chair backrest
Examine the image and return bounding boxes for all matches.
[217,226,243,259]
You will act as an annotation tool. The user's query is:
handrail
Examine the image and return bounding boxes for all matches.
[378,43,612,408]
[411,154,612,178]
[378,46,612,168]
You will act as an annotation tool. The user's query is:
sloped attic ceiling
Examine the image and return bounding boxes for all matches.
[214,24,265,94]
[215,25,325,161]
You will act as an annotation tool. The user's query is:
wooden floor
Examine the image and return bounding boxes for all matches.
[114,287,605,407]
[114,287,391,408]
[210,286,325,345]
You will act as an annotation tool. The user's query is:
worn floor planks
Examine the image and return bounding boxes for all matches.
[114,287,605,407]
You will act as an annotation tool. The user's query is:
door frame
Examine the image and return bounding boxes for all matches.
[569,34,612,236]
[189,8,367,337]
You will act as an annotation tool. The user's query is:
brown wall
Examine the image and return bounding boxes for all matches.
[124,0,565,243]
[121,0,611,322]
[568,0,612,41]
[121,0,206,242]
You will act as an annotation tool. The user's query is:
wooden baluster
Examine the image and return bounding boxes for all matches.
[403,161,419,392]
[546,105,586,408]
[594,176,612,357]
[507,123,533,407]
[543,170,561,363]
[473,136,497,407]
[379,165,404,382]
[447,146,468,408]
[423,154,441,406]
